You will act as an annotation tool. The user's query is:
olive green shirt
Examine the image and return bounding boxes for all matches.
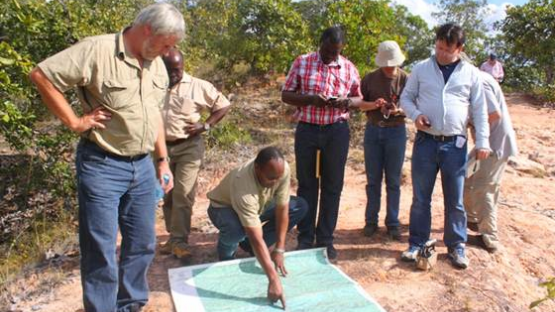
[37,29,169,156]
[207,159,291,228]
[164,72,231,141]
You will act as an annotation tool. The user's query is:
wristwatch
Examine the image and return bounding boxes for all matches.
[203,122,211,131]
[157,156,170,163]
[272,248,285,254]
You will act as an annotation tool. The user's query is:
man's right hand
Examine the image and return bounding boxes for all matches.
[375,98,387,108]
[71,107,112,133]
[268,277,286,310]
[415,114,431,131]
[311,94,329,107]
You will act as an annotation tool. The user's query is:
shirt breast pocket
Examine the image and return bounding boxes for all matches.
[102,79,139,110]
[151,77,168,109]
[178,96,197,117]
[308,72,324,92]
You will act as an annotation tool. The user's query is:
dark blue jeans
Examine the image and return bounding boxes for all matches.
[207,196,308,260]
[364,124,407,227]
[294,121,350,247]
[408,132,468,249]
[76,140,157,312]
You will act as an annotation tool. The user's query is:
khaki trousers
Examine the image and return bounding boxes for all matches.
[464,154,508,247]
[163,135,204,243]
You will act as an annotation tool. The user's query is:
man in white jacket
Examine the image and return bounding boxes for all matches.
[400,23,491,269]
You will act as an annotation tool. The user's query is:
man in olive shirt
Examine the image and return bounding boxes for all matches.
[160,48,231,259]
[29,4,184,312]
[207,147,308,309]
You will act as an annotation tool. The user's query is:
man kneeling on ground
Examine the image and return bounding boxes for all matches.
[207,146,308,307]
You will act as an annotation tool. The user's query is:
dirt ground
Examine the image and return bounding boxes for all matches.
[7,92,555,312]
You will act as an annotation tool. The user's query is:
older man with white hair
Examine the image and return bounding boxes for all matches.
[29,3,185,311]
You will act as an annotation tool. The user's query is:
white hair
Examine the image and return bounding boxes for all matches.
[133,3,185,40]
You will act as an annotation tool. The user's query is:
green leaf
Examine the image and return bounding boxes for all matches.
[0,57,16,66]
[529,298,546,309]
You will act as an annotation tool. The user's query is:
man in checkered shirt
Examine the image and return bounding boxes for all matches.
[281,25,362,260]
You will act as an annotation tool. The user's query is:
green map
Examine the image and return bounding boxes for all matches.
[169,248,386,312]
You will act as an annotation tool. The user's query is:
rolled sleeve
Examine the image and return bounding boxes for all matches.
[483,81,501,114]
[349,66,361,97]
[282,57,300,92]
[201,82,231,112]
[37,39,96,93]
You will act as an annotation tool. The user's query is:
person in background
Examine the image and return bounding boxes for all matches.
[480,53,504,83]
[29,3,184,311]
[159,48,231,259]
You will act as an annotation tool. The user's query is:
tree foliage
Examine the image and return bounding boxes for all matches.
[501,0,555,86]
[393,5,433,67]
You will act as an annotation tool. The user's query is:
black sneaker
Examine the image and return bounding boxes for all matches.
[363,223,378,237]
[325,245,338,260]
[387,226,401,241]
[316,243,337,260]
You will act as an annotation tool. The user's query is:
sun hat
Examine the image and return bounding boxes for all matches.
[375,40,406,67]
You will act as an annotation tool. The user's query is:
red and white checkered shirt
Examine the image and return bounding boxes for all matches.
[283,51,361,125]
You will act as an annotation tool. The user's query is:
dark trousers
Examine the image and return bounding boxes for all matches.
[294,121,350,247]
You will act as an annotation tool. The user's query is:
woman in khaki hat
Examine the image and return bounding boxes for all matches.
[352,40,408,240]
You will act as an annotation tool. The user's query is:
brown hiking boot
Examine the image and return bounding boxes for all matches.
[158,241,174,255]
[172,242,192,259]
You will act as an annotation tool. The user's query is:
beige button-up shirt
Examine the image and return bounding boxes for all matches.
[163,73,230,141]
[37,29,168,156]
[207,159,291,228]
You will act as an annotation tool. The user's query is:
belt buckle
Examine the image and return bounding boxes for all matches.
[378,120,386,127]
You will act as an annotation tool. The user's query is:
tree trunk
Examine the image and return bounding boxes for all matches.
[546,67,554,86]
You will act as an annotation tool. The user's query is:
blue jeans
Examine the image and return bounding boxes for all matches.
[364,124,407,227]
[76,140,157,312]
[295,121,350,247]
[408,132,468,248]
[207,196,308,260]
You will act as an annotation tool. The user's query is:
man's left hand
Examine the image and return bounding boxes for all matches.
[475,148,490,160]
[157,162,174,193]
[271,251,288,277]
[185,122,205,137]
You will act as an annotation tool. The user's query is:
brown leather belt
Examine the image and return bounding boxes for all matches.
[367,120,405,128]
